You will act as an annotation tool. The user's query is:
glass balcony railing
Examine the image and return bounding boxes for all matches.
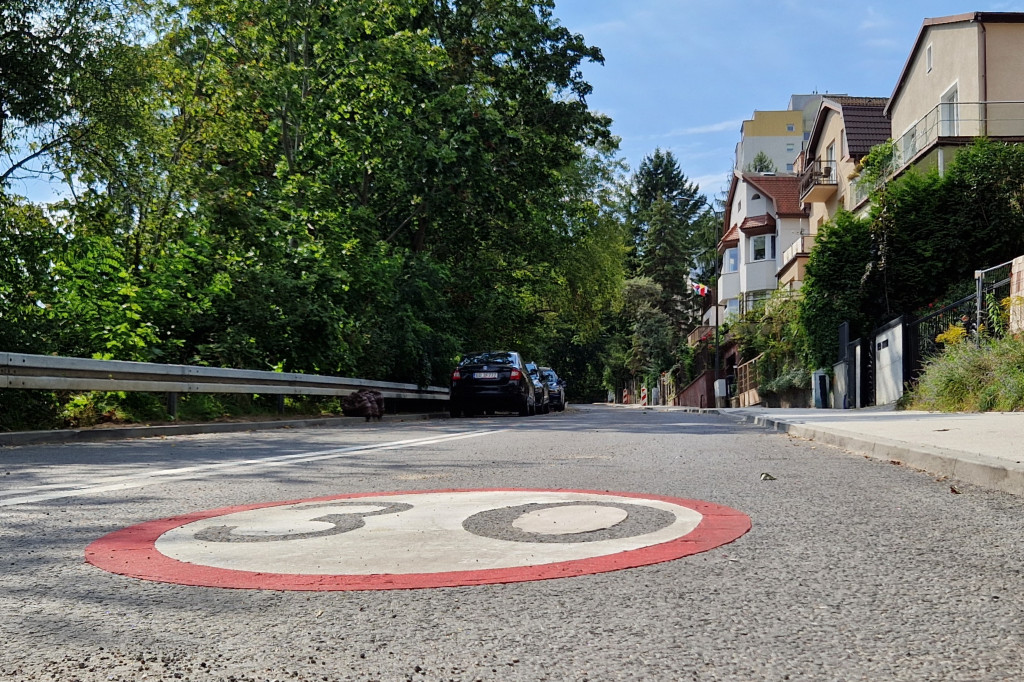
[854,101,1024,203]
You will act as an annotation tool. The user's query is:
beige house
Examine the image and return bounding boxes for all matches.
[784,97,889,289]
[885,12,1024,176]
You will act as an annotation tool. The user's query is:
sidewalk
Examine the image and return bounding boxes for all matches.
[670,404,1024,496]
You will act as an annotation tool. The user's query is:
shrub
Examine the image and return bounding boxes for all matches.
[908,335,1024,412]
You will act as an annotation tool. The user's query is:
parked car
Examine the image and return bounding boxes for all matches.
[539,366,566,411]
[524,361,550,414]
[449,351,535,417]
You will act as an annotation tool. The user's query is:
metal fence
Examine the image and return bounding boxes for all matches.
[906,259,1016,376]
[0,352,449,417]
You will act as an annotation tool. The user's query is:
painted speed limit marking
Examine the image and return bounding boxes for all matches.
[86,489,750,590]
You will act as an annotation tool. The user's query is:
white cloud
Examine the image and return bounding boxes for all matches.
[694,172,732,196]
[859,7,893,31]
[630,119,743,141]
[680,120,745,135]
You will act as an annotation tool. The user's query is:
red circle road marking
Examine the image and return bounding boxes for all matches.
[85,488,751,591]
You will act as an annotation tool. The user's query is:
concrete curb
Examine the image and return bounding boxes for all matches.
[733,413,1024,497]
[0,412,450,448]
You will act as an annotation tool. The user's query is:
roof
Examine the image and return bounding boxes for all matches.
[806,97,890,161]
[742,173,805,218]
[738,214,777,236]
[718,223,740,253]
[885,12,1024,116]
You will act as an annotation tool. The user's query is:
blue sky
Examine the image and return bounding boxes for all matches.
[552,1,1024,196]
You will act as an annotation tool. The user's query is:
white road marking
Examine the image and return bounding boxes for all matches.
[155,491,703,574]
[0,429,506,507]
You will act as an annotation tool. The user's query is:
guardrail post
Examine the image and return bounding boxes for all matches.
[167,392,178,419]
[276,395,285,414]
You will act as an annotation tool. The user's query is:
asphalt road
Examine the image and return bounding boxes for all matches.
[1,405,1021,681]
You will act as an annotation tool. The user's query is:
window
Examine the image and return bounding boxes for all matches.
[926,44,933,73]
[786,163,794,172]
[786,143,795,153]
[941,84,959,136]
[786,124,795,132]
[751,193,761,201]
[750,235,776,262]
[723,247,739,273]
[725,299,740,319]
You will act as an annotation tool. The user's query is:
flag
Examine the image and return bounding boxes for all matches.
[690,281,709,296]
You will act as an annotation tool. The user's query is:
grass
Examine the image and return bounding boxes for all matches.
[907,334,1024,412]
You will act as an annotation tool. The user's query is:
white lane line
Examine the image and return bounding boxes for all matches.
[0,429,506,507]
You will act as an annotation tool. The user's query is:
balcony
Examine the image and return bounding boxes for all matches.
[780,234,815,270]
[687,325,716,347]
[799,159,838,202]
[897,101,1024,166]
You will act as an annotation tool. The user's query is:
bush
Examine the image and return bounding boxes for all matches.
[908,335,1024,412]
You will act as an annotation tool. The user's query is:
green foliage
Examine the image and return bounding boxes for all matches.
[731,290,810,395]
[744,151,776,174]
[1,0,630,428]
[799,209,874,369]
[852,139,896,195]
[907,335,1024,412]
[599,148,717,395]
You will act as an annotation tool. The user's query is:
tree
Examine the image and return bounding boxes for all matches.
[0,0,149,190]
[745,151,776,174]
[799,210,874,369]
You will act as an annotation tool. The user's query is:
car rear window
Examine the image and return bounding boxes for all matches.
[461,351,517,365]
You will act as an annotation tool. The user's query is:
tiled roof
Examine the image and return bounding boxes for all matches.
[742,174,805,217]
[806,97,890,161]
[718,223,740,252]
[738,214,777,236]
[837,102,890,157]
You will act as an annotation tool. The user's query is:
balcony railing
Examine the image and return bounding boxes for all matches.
[781,234,815,268]
[687,325,716,347]
[798,159,838,201]
[855,101,1024,203]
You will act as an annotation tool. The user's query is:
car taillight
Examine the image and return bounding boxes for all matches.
[509,368,521,381]
[452,369,461,381]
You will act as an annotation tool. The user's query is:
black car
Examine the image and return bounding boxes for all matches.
[539,366,566,411]
[449,351,535,417]
[524,361,550,414]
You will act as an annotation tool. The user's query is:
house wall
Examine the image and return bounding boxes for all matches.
[775,217,806,269]
[985,23,1024,101]
[740,258,777,294]
[736,110,804,171]
[718,270,740,302]
[804,109,850,232]
[889,23,981,142]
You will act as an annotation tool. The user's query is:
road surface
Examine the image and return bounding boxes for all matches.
[1,405,1021,680]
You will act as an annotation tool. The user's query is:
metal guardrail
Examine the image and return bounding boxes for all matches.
[0,352,449,411]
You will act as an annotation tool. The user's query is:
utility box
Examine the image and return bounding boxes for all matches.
[714,379,728,408]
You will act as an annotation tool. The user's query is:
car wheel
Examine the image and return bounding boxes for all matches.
[520,398,531,417]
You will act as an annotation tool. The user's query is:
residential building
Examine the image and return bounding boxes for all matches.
[885,12,1024,177]
[735,109,805,173]
[786,97,889,289]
